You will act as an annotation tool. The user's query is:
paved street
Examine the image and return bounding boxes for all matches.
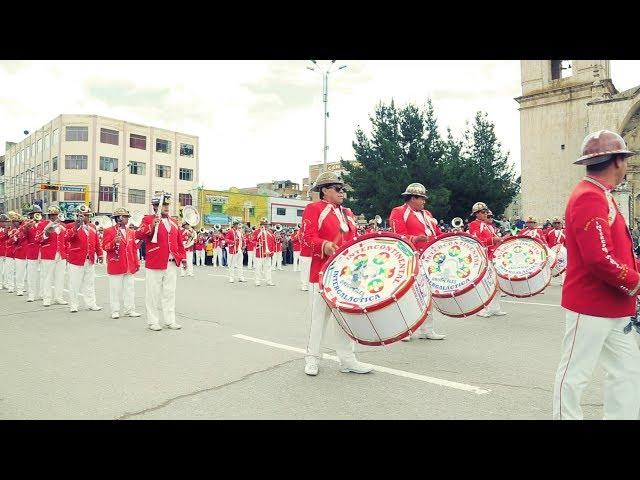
[0,263,612,419]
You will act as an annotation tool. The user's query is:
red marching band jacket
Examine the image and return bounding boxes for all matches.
[23,220,46,260]
[4,226,20,258]
[251,227,276,258]
[519,227,548,245]
[135,215,186,270]
[224,229,244,255]
[274,235,283,253]
[388,204,441,252]
[301,200,359,284]
[13,225,28,260]
[35,220,67,260]
[290,231,301,252]
[181,227,194,252]
[65,223,103,266]
[546,228,566,247]
[0,226,6,257]
[562,177,640,317]
[102,225,140,275]
[467,219,497,259]
[245,233,255,252]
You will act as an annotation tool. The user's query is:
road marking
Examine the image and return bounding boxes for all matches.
[232,334,491,395]
[501,300,560,307]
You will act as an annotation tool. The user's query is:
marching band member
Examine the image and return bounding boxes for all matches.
[36,206,68,307]
[272,230,284,271]
[0,213,8,290]
[553,130,640,420]
[291,226,301,272]
[302,171,373,376]
[180,222,196,277]
[547,216,567,285]
[66,205,103,313]
[389,182,446,341]
[136,194,186,331]
[3,212,20,292]
[468,201,507,318]
[24,205,46,302]
[519,216,548,245]
[194,234,206,267]
[214,232,224,267]
[251,218,275,286]
[102,208,141,319]
[225,221,247,283]
[245,228,256,269]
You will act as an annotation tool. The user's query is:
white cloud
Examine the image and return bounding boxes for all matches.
[1,60,638,190]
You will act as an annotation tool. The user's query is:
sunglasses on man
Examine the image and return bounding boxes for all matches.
[326,185,346,193]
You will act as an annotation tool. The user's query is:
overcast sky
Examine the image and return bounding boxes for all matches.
[1,60,639,190]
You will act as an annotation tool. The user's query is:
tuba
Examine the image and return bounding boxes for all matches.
[374,215,382,224]
[451,217,464,232]
[181,205,201,227]
[213,224,221,231]
[275,224,283,232]
[94,215,114,229]
[129,211,144,228]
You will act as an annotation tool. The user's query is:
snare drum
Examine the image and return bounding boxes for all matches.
[550,244,567,277]
[419,232,497,317]
[319,232,431,346]
[492,236,551,297]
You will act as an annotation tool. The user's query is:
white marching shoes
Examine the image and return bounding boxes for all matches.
[417,332,446,340]
[304,363,319,376]
[340,361,374,374]
[112,312,120,319]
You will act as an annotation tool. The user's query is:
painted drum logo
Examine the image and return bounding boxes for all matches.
[494,239,546,277]
[420,237,485,293]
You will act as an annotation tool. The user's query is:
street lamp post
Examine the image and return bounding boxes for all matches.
[307,60,347,172]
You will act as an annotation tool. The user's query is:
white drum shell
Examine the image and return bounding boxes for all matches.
[551,244,567,277]
[429,263,498,317]
[497,264,551,297]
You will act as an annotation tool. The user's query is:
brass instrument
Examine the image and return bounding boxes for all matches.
[275,224,283,233]
[34,212,42,221]
[213,224,221,232]
[451,217,464,231]
[374,215,382,224]
[151,192,167,243]
[128,211,144,228]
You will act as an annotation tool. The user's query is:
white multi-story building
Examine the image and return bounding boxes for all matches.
[268,197,310,226]
[2,114,199,218]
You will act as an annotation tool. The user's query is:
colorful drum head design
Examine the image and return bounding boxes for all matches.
[493,237,548,280]
[551,244,567,276]
[419,235,487,295]
[321,236,417,312]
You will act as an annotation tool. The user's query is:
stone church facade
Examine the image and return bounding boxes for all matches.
[515,60,640,225]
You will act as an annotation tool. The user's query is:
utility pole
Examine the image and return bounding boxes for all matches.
[97,176,102,213]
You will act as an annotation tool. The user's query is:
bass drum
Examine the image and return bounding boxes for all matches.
[550,244,567,277]
[319,232,431,346]
[492,236,551,297]
[419,232,497,317]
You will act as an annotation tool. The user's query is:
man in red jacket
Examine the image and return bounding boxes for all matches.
[103,208,141,319]
[389,182,446,341]
[553,130,640,420]
[271,229,284,271]
[180,222,196,277]
[251,218,275,286]
[23,205,46,302]
[547,216,567,286]
[225,221,246,283]
[3,211,21,292]
[468,201,506,317]
[519,216,548,245]
[66,205,103,313]
[245,228,256,269]
[136,194,187,331]
[194,234,206,267]
[290,227,301,272]
[36,206,68,307]
[302,171,373,376]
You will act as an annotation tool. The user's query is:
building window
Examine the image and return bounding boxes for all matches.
[37,138,42,153]
[129,133,147,150]
[65,191,84,201]
[52,129,59,144]
[65,155,88,170]
[100,128,119,145]
[65,126,88,141]
[52,156,58,171]
[99,156,118,172]
[43,161,49,175]
[179,143,194,157]
[128,161,145,175]
[249,207,255,216]
[99,186,117,202]
[44,134,50,149]
[156,165,171,178]
[276,208,286,216]
[179,193,193,206]
[297,209,304,217]
[128,188,146,204]
[52,191,58,202]
[156,138,171,153]
[179,168,193,181]
[212,204,223,213]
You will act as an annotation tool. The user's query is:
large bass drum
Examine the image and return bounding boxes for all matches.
[319,232,431,346]
[492,236,551,297]
[550,243,567,277]
[419,232,497,317]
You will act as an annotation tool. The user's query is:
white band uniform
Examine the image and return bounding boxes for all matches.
[320,233,431,346]
[492,236,551,297]
[419,232,497,317]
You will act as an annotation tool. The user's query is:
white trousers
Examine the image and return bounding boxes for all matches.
[214,247,223,267]
[272,253,282,270]
[68,260,98,310]
[299,255,311,289]
[293,251,301,271]
[4,257,15,290]
[181,252,194,276]
[306,283,356,365]
[254,256,273,285]
[41,255,66,303]
[145,264,179,327]
[26,259,40,300]
[553,310,640,420]
[478,293,503,316]
[109,273,135,315]
[0,257,4,288]
[14,258,27,294]
[228,253,245,280]
[247,250,255,269]
[416,310,438,334]
[195,250,205,266]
